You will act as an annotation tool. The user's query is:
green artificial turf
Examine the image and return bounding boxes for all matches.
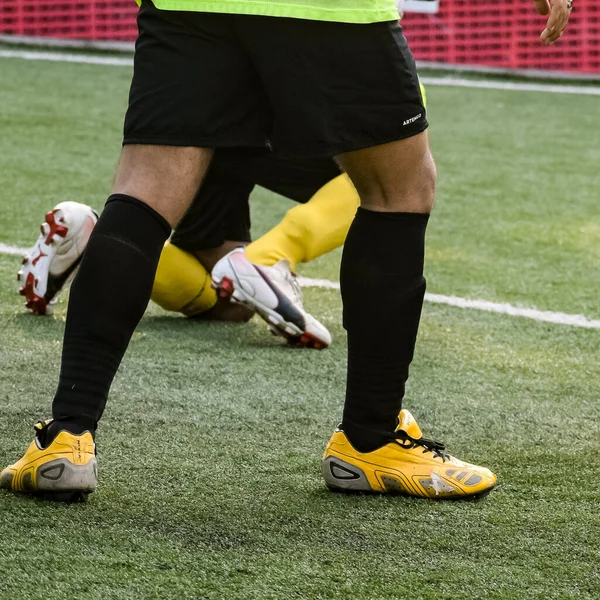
[0,53,599,600]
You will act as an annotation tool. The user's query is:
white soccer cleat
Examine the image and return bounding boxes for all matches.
[18,202,98,315]
[212,248,332,349]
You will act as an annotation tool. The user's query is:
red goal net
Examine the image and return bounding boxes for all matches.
[1,0,598,74]
[402,0,600,74]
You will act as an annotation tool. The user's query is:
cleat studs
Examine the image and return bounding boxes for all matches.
[43,210,69,244]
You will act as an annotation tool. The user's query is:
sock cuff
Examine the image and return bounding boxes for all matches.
[356,207,430,223]
[106,194,172,238]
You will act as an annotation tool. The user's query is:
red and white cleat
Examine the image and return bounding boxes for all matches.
[18,202,98,315]
[212,248,332,349]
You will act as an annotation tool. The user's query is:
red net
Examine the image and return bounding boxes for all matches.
[0,1,138,41]
[402,0,600,74]
[1,0,598,73]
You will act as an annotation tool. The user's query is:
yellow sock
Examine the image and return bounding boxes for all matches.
[245,174,359,269]
[151,242,217,316]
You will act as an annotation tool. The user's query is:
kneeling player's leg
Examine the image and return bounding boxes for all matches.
[152,241,255,322]
[152,241,217,316]
[152,155,255,319]
[245,174,359,269]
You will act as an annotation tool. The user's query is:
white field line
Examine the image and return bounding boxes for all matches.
[418,75,600,96]
[0,49,132,67]
[297,277,600,330]
[0,242,597,329]
[0,242,27,256]
[1,48,600,96]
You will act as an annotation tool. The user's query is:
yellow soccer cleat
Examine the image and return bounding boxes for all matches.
[323,410,496,499]
[0,420,97,502]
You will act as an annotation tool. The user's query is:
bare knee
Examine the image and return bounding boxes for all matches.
[337,132,437,214]
[112,144,213,227]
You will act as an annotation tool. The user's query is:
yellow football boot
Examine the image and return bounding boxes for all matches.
[0,420,97,502]
[323,410,496,499]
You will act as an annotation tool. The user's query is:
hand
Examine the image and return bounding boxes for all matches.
[534,0,572,46]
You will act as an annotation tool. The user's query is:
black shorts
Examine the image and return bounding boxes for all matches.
[124,0,427,157]
[170,151,341,251]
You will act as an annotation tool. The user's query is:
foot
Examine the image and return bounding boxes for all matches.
[0,420,97,502]
[194,296,255,323]
[211,248,332,349]
[18,202,98,315]
[323,410,496,499]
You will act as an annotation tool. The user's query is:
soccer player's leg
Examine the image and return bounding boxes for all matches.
[325,134,495,498]
[245,173,359,269]
[2,144,204,499]
[1,5,268,499]
[151,241,219,316]
[239,15,495,498]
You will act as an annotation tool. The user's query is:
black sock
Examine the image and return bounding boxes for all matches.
[50,195,171,438]
[340,208,429,453]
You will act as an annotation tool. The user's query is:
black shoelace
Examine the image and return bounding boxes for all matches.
[394,430,448,462]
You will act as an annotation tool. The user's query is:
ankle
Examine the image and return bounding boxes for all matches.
[47,419,96,442]
[341,420,393,453]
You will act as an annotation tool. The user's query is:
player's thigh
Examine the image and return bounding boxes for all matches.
[237,17,427,158]
[336,131,436,213]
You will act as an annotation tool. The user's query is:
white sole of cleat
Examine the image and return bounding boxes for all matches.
[17,208,70,315]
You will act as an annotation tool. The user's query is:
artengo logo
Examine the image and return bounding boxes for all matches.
[403,113,423,126]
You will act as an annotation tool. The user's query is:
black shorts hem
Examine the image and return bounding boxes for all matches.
[122,136,267,149]
[293,121,429,158]
[123,121,428,156]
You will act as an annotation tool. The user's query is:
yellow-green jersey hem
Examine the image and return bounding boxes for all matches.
[141,1,400,24]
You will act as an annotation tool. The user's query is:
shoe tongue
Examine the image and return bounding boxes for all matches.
[396,410,423,440]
